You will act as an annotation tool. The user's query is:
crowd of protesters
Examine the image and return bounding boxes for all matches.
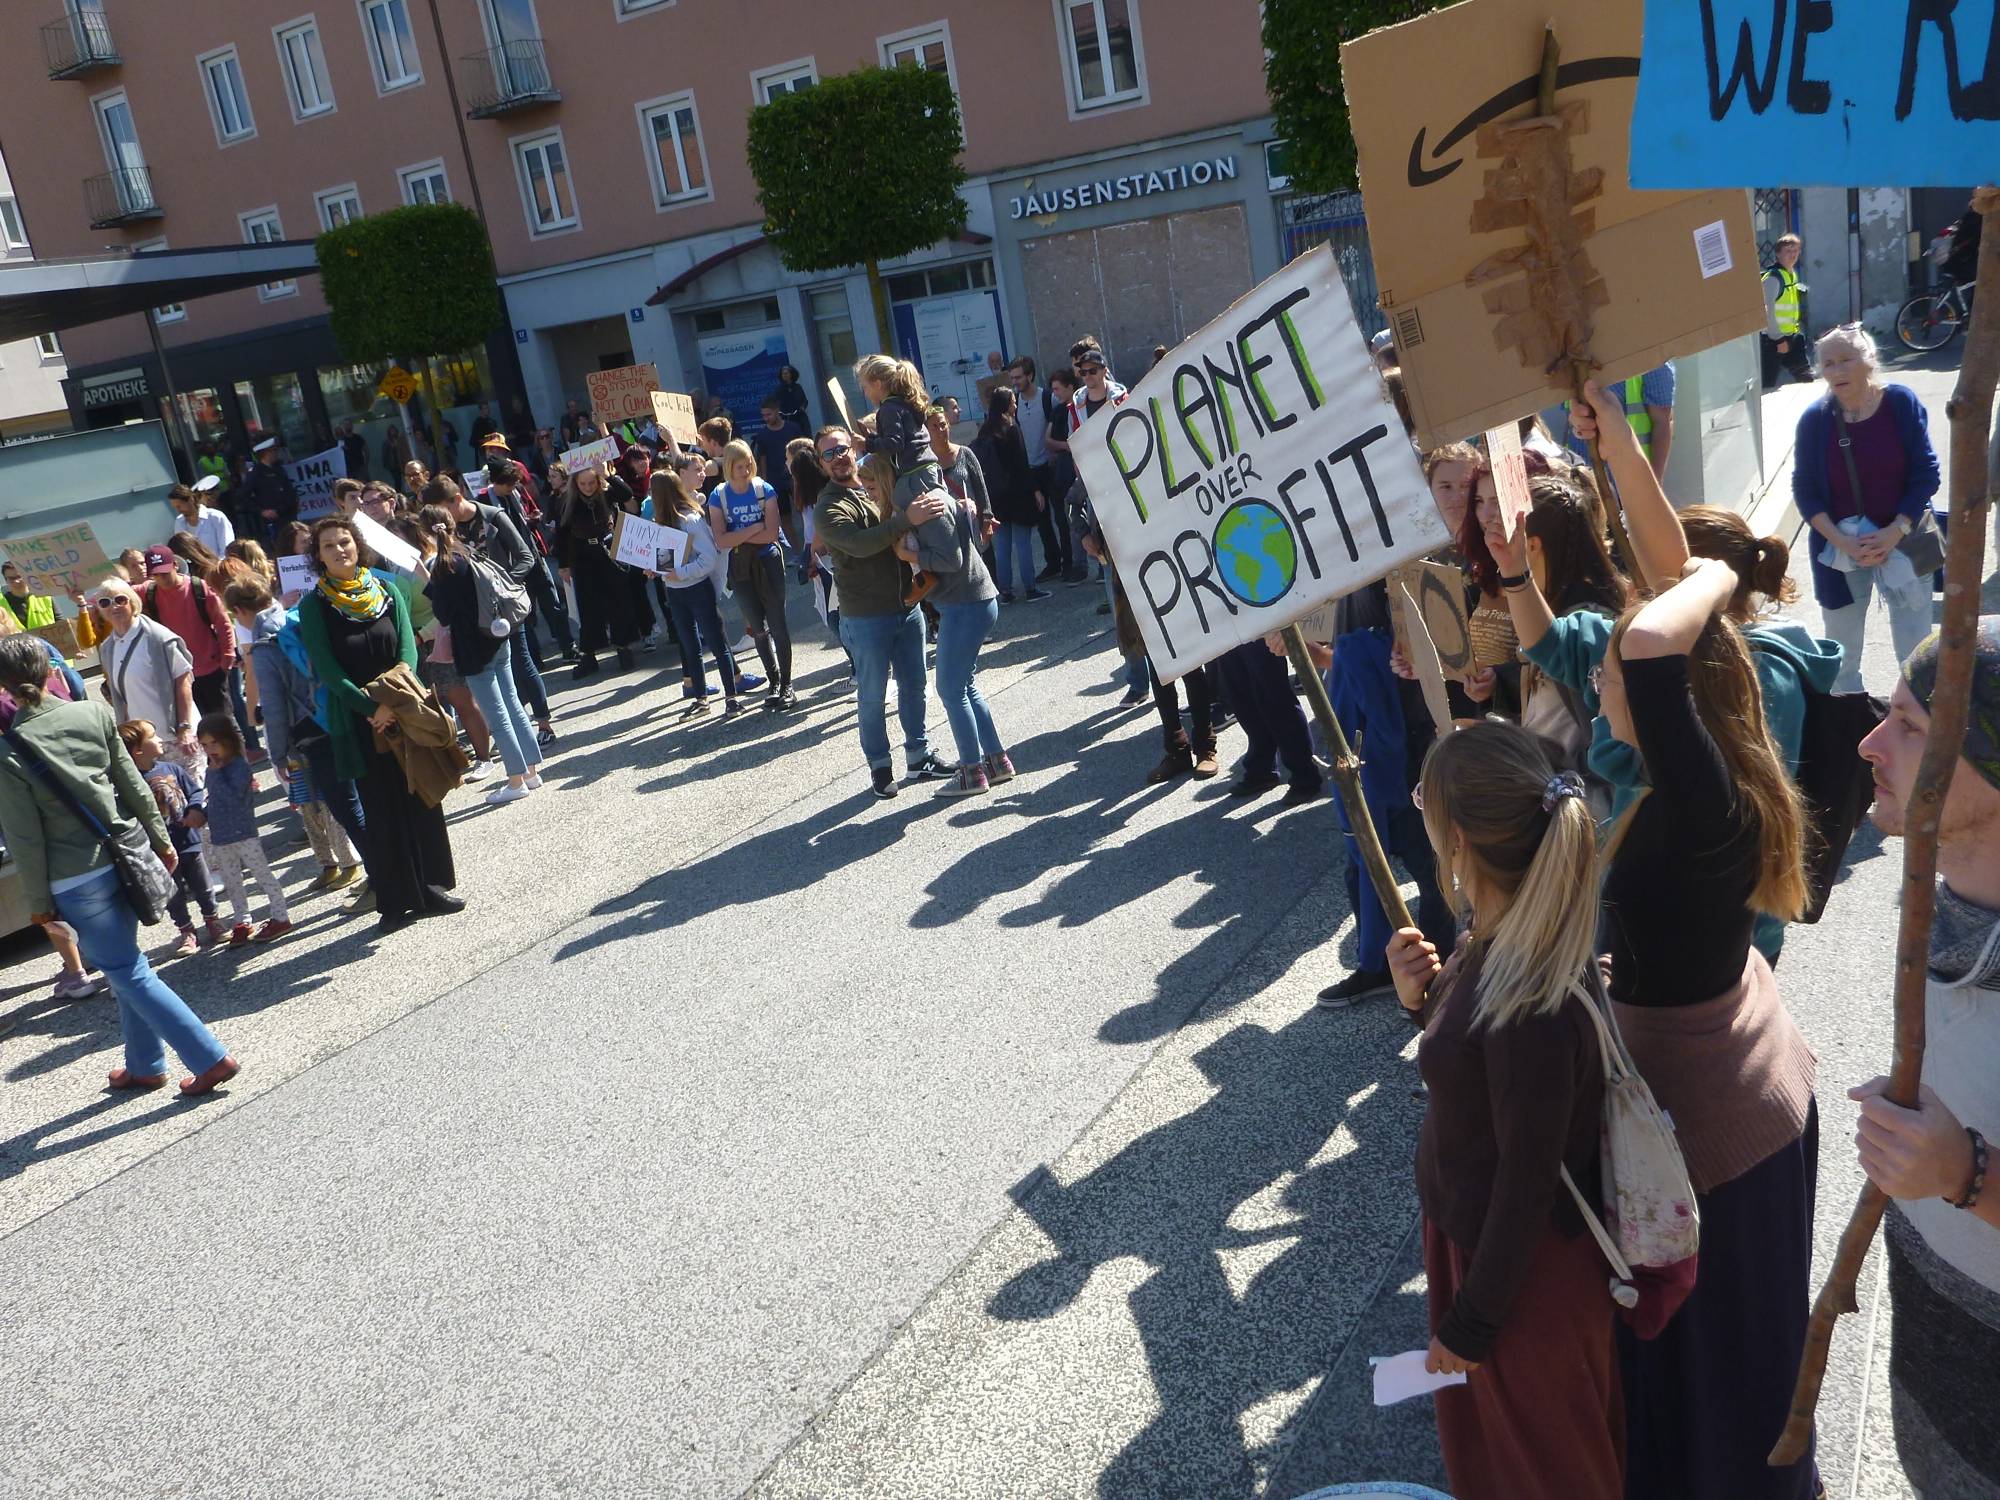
[0,312,1991,1500]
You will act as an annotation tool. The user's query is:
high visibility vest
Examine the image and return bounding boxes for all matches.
[195,453,228,482]
[1565,375,1653,455]
[1767,265,1803,336]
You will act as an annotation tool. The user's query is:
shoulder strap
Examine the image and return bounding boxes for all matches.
[1833,402,1868,507]
[1,722,114,843]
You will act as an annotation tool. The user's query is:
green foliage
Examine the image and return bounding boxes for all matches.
[746,66,968,274]
[315,203,503,363]
[1261,0,1450,195]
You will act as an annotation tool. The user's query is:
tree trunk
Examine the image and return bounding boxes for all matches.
[420,360,447,478]
[865,258,892,364]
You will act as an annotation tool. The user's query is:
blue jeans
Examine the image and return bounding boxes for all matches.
[465,651,539,778]
[934,598,1005,765]
[993,523,1037,595]
[665,578,739,698]
[55,867,226,1077]
[839,608,929,772]
[509,622,549,721]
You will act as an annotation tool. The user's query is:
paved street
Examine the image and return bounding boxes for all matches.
[2,355,1992,1499]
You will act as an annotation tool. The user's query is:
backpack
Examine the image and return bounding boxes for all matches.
[1560,970,1701,1338]
[465,549,530,634]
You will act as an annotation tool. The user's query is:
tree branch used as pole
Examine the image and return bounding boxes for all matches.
[1769,188,2000,1467]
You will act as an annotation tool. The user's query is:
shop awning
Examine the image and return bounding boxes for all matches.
[0,241,322,343]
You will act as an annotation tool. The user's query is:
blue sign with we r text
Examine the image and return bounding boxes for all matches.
[1631,1,2000,188]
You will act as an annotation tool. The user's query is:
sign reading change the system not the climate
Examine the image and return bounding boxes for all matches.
[1069,244,1446,680]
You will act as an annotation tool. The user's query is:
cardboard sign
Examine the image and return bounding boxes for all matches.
[1,523,113,597]
[276,553,316,598]
[610,512,687,573]
[28,619,79,662]
[460,469,490,498]
[286,445,348,522]
[1632,5,2000,188]
[1389,572,1454,737]
[826,377,855,434]
[1393,561,1477,678]
[1483,421,1532,540]
[561,436,621,474]
[349,508,422,577]
[1069,244,1447,680]
[586,362,661,426]
[650,391,699,448]
[1342,0,1767,447]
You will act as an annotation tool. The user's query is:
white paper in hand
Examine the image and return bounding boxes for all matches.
[1370,1349,1467,1406]
[349,508,422,577]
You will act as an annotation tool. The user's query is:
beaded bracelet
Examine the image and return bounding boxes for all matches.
[1949,1127,1988,1211]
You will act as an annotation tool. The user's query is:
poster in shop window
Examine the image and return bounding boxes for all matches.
[1067,243,1446,681]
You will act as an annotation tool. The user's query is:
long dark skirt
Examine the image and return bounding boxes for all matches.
[572,543,639,652]
[1621,1101,1820,1500]
[351,723,456,922]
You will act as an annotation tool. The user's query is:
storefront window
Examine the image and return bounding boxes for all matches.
[419,346,494,474]
[175,389,228,446]
[233,372,313,453]
[315,360,402,482]
[811,286,860,419]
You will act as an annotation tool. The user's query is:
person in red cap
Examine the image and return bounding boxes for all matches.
[140,545,235,716]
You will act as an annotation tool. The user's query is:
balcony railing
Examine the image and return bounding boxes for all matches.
[41,9,120,78]
[85,167,161,228]
[459,38,559,118]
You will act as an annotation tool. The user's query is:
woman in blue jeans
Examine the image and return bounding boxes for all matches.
[650,457,742,718]
[895,468,1013,797]
[974,389,1049,604]
[420,506,544,808]
[0,636,238,1096]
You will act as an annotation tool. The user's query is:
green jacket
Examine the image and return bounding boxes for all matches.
[295,579,419,782]
[813,482,913,619]
[0,697,169,913]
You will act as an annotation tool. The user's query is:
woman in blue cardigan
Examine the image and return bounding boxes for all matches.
[1791,325,1941,693]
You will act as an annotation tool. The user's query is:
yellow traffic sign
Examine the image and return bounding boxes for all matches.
[377,366,417,404]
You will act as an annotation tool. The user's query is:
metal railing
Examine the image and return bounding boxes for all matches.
[459,38,558,118]
[84,166,160,228]
[41,9,119,77]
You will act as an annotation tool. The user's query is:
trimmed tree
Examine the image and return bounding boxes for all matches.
[316,203,504,465]
[746,65,967,354]
[1262,0,1449,196]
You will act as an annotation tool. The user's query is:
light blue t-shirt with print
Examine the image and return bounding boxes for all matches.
[708,478,780,557]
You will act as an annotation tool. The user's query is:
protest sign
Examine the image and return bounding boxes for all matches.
[826,377,855,434]
[1,522,113,597]
[350,508,422,577]
[651,391,699,447]
[1632,5,2000,188]
[1394,560,1476,678]
[561,436,621,474]
[1483,421,1531,539]
[611,512,687,573]
[1389,571,1455,737]
[287,445,347,522]
[29,619,80,662]
[586,362,661,426]
[276,553,316,598]
[461,470,490,498]
[1069,244,1446,680]
[1342,0,1767,447]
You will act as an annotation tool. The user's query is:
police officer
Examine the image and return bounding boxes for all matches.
[240,436,299,547]
[1762,233,1812,389]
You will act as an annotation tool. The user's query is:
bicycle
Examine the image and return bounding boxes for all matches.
[1896,279,1975,353]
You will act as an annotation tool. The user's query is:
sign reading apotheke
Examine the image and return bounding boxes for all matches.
[1009,154,1239,220]
[77,368,150,409]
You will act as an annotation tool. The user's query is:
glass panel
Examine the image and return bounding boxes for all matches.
[176,390,227,446]
[885,272,927,302]
[236,373,313,451]
[1104,0,1138,93]
[650,111,683,197]
[541,140,571,220]
[928,263,971,294]
[922,40,947,72]
[674,109,703,194]
[485,0,538,45]
[286,28,331,113]
[0,197,25,248]
[1070,2,1104,100]
[693,310,725,333]
[208,57,250,137]
[525,149,553,225]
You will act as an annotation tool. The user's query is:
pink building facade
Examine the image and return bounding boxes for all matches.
[4,0,1318,461]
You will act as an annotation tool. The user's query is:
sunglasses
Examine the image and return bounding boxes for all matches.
[92,597,131,611]
[817,444,851,460]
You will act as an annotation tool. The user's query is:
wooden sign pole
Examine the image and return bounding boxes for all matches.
[1768,189,2000,1466]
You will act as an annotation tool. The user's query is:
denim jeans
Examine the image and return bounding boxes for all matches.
[993,523,1038,595]
[508,625,549,721]
[665,578,739,698]
[54,867,227,1077]
[1821,564,1935,694]
[838,608,929,771]
[465,650,540,778]
[301,735,364,848]
[934,598,1005,765]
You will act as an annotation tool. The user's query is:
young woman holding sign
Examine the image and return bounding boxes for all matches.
[555,461,640,681]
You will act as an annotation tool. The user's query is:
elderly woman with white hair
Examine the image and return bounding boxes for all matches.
[1791,323,1942,692]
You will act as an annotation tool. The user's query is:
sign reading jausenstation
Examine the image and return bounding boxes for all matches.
[1070,244,1445,680]
[1008,154,1238,220]
[1631,3,2000,187]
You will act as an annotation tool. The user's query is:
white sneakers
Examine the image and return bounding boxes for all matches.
[485,782,531,807]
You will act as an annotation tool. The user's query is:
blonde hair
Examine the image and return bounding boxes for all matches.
[1418,722,1601,1030]
[858,453,897,522]
[1606,606,1808,920]
[720,438,757,482]
[853,354,929,409]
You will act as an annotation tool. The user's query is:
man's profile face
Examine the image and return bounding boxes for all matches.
[1860,679,2000,848]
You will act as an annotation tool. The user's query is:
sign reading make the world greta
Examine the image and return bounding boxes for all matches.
[1632,1,2000,186]
[1070,244,1445,680]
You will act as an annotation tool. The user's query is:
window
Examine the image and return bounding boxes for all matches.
[135,238,185,323]
[637,94,710,209]
[0,197,26,251]
[316,183,363,228]
[198,46,257,144]
[880,22,954,79]
[239,208,296,299]
[398,159,451,205]
[1060,0,1145,110]
[512,130,577,234]
[276,17,336,119]
[615,0,674,14]
[359,0,421,91]
[752,58,816,102]
[35,332,61,361]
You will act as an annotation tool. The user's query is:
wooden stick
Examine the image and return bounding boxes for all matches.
[1282,622,1416,931]
[1768,190,2000,1467]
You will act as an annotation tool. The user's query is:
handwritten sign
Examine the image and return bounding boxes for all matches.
[1,523,113,597]
[276,553,316,599]
[1483,422,1532,542]
[586,362,661,426]
[650,391,699,448]
[1389,572,1454,737]
[561,436,621,475]
[1632,4,2000,188]
[286,445,348,522]
[350,508,422,577]
[611,512,687,573]
[1070,244,1446,680]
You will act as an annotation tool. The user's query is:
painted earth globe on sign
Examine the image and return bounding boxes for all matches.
[1213,498,1298,608]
